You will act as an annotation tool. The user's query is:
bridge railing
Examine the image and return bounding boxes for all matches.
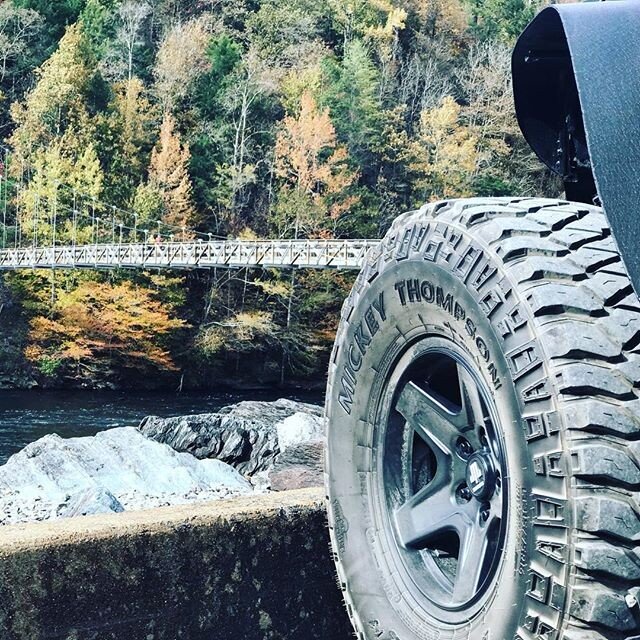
[0,239,380,271]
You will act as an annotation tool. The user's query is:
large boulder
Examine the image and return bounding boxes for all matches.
[139,398,324,477]
[0,427,251,525]
[268,440,324,491]
[268,411,325,490]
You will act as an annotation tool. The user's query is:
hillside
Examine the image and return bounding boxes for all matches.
[0,0,559,389]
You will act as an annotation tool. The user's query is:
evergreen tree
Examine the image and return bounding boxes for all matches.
[321,39,384,178]
[13,0,84,52]
[79,0,117,57]
[466,0,541,42]
[194,34,242,120]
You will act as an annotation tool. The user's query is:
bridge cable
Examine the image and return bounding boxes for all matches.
[2,148,7,250]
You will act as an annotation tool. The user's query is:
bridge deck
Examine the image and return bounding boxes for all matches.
[0,239,379,271]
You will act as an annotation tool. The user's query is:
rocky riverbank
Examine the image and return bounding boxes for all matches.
[140,398,324,489]
[0,398,325,525]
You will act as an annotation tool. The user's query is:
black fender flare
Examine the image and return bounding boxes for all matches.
[512,1,640,292]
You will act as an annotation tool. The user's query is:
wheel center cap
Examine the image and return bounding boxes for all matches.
[465,452,494,500]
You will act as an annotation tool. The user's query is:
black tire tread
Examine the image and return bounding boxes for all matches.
[434,197,640,639]
[327,197,640,640]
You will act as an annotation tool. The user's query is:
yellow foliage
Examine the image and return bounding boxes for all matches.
[410,96,479,199]
[147,274,185,289]
[108,78,157,177]
[17,140,103,245]
[24,344,44,362]
[195,325,225,356]
[328,0,407,44]
[366,6,407,41]
[10,22,94,159]
[237,227,259,241]
[59,341,93,362]
[280,64,323,114]
[196,311,278,357]
[253,278,291,298]
[232,311,276,342]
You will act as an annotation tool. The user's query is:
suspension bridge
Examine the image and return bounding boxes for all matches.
[0,149,378,271]
[0,239,377,270]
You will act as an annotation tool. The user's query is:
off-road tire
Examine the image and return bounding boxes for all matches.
[325,197,640,640]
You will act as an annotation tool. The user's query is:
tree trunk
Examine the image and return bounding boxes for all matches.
[281,269,295,386]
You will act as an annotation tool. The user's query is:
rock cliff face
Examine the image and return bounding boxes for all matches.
[0,427,251,525]
[139,398,324,484]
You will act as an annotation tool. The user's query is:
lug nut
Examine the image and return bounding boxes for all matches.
[456,437,473,459]
[456,484,472,503]
[480,504,490,522]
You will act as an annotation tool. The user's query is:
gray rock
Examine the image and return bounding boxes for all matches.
[269,440,324,491]
[57,487,124,518]
[267,410,326,490]
[0,427,252,525]
[276,410,324,452]
[139,398,323,476]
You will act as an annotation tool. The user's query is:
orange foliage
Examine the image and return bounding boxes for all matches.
[26,280,186,377]
[275,92,358,225]
[149,113,198,232]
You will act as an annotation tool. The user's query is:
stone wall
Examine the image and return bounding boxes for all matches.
[0,488,353,640]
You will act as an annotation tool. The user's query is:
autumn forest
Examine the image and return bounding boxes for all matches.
[0,0,558,389]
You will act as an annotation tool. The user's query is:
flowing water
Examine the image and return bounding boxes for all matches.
[0,389,323,465]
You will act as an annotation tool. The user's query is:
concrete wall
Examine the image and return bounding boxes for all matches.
[0,488,353,640]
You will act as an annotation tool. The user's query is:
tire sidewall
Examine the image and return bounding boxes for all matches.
[326,227,555,639]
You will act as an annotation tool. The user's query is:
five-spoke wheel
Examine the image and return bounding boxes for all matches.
[381,346,507,610]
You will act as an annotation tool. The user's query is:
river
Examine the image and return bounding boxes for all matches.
[0,389,323,465]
